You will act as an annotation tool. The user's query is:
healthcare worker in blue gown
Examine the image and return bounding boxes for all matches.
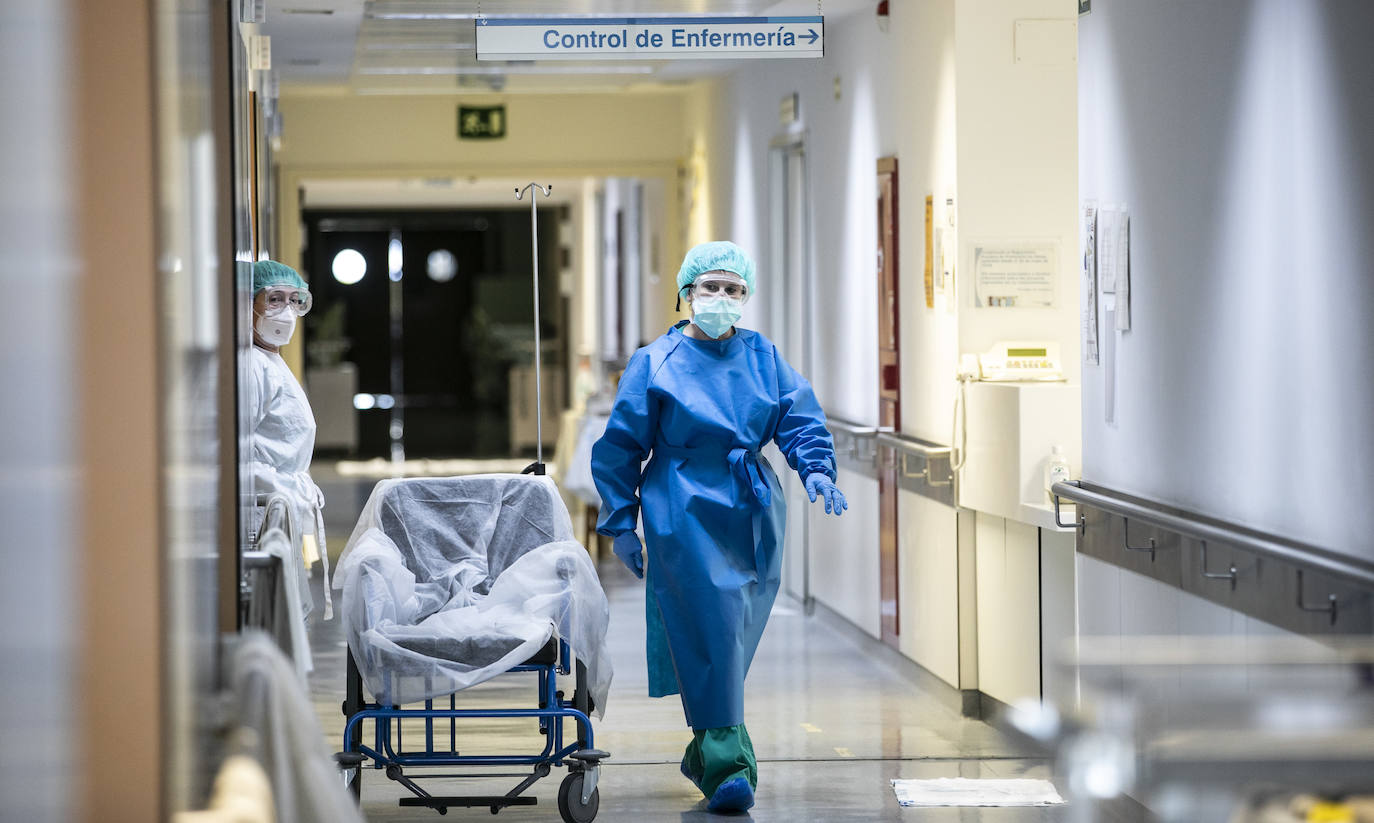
[591,241,847,813]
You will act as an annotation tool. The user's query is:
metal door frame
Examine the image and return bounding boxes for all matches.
[769,133,815,612]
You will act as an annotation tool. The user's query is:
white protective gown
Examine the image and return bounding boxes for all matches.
[246,345,331,618]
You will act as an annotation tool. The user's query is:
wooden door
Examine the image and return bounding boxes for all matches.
[877,157,900,646]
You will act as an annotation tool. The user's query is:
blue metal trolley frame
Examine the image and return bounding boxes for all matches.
[338,635,608,820]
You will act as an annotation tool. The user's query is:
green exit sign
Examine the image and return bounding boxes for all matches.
[458,105,506,139]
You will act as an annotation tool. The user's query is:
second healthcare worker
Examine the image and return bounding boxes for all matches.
[592,241,847,813]
[246,259,332,617]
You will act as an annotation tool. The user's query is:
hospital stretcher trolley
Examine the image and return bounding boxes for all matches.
[336,184,609,821]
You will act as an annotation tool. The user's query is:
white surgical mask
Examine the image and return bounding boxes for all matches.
[255,311,297,346]
[691,295,743,339]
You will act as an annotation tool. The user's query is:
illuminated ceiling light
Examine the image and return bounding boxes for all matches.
[367,12,478,19]
[332,248,367,284]
[427,249,457,283]
[356,83,645,95]
[366,11,681,19]
[388,237,403,280]
[357,65,655,76]
[362,42,473,50]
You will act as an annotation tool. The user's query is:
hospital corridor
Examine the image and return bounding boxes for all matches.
[306,465,1092,822]
[4,1,1374,822]
[303,467,1149,823]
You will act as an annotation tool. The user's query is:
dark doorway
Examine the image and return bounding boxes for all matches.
[302,207,562,459]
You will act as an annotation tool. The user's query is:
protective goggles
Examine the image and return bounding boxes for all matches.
[260,287,313,317]
[689,274,750,303]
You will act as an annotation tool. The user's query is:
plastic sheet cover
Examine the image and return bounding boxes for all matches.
[256,524,313,678]
[334,475,612,712]
[562,411,609,507]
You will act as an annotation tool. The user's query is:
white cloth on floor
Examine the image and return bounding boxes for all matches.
[890,778,1065,807]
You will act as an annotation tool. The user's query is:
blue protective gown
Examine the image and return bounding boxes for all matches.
[591,320,836,730]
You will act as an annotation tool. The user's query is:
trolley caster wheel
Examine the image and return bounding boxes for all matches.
[557,771,600,823]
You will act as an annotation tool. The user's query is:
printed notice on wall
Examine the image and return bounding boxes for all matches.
[1097,206,1121,293]
[973,242,1058,308]
[1113,213,1132,331]
[1081,202,1100,364]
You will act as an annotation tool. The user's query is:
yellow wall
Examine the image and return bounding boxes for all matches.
[276,91,689,170]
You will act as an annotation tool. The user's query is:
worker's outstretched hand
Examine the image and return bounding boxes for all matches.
[612,532,645,579]
[805,473,848,516]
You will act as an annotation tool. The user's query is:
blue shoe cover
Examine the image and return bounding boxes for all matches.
[680,759,702,790]
[707,777,755,813]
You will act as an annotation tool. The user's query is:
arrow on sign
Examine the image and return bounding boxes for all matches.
[804,28,819,44]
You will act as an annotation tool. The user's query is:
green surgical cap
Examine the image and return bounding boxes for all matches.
[676,241,756,299]
[252,260,307,295]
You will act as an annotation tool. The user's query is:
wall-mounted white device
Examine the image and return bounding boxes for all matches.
[953,341,1066,473]
[958,341,1065,383]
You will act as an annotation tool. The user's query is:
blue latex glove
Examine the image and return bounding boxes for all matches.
[612,532,645,579]
[805,473,848,516]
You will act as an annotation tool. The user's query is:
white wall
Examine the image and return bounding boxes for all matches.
[1079,0,1374,553]
[810,468,882,638]
[898,492,960,686]
[687,9,901,424]
[894,0,960,443]
[975,513,1042,705]
[673,5,1084,706]
[955,0,1081,384]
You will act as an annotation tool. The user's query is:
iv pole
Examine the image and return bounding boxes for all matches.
[516,182,552,476]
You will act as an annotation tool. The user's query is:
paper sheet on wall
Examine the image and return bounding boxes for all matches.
[1097,206,1118,293]
[1081,202,1100,364]
[1114,212,1131,330]
[972,242,1058,308]
[933,227,944,292]
[1103,305,1117,425]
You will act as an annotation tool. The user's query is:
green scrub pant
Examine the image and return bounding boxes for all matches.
[681,723,757,799]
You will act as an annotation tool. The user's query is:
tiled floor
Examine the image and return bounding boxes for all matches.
[305,465,1151,822]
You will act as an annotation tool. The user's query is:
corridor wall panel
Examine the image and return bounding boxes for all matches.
[974,514,1041,706]
[1078,0,1374,553]
[810,467,881,639]
[897,492,959,687]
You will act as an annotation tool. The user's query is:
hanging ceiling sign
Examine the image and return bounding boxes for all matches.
[475,16,824,61]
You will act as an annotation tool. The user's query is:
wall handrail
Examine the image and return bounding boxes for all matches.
[826,416,883,437]
[1052,480,1374,589]
[874,431,951,459]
